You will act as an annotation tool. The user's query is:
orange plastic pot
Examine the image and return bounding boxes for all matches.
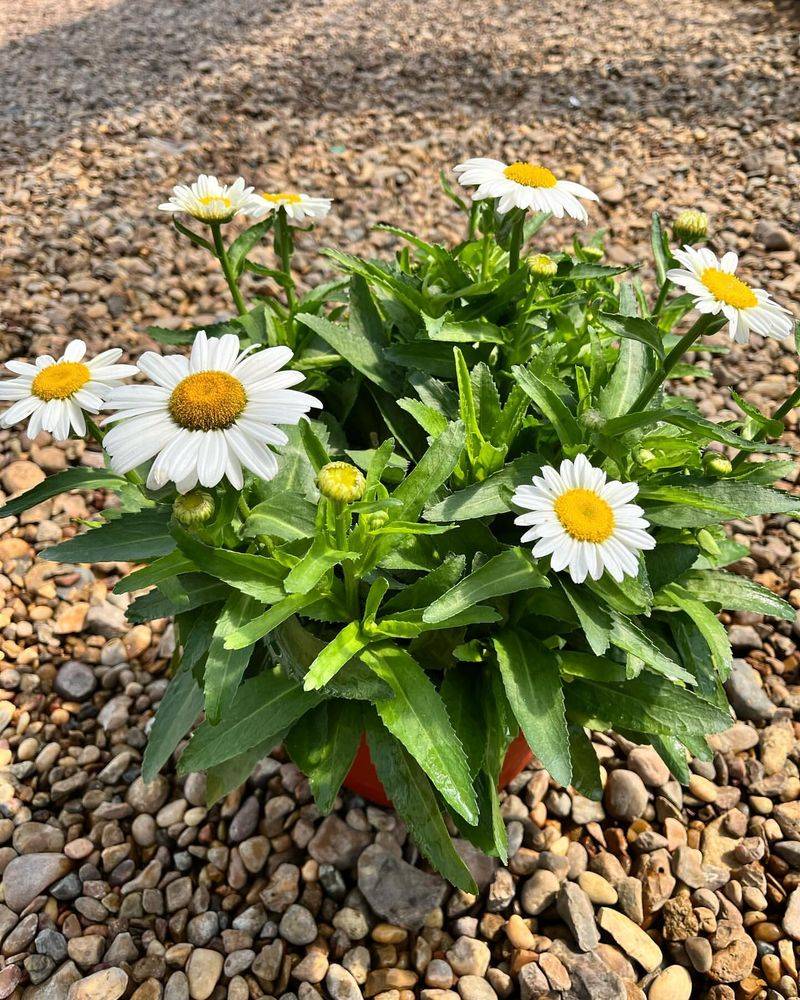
[343,732,533,808]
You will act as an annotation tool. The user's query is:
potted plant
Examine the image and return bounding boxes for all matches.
[2,164,796,893]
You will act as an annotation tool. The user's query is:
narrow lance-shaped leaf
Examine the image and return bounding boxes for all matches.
[0,467,128,518]
[362,643,479,825]
[203,592,259,725]
[44,507,175,563]
[303,622,371,691]
[285,701,363,813]
[493,628,572,787]
[141,661,203,784]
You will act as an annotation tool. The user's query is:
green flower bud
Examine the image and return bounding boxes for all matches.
[173,491,216,526]
[364,510,389,532]
[634,448,657,466]
[703,452,733,476]
[673,209,708,246]
[581,245,604,263]
[527,254,558,279]
[317,462,366,503]
[696,528,720,558]
[580,409,606,431]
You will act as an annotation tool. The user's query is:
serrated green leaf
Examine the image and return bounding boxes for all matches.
[0,467,128,518]
[224,591,320,650]
[568,724,603,800]
[126,574,229,623]
[285,701,362,813]
[493,628,571,787]
[425,454,542,522]
[303,621,370,691]
[560,579,611,655]
[44,507,174,562]
[243,493,317,541]
[680,570,795,621]
[114,550,196,595]
[598,313,665,359]
[203,592,259,724]
[141,661,203,784]
[171,524,286,603]
[512,364,582,447]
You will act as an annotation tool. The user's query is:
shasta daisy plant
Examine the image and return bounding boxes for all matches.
[1,157,798,891]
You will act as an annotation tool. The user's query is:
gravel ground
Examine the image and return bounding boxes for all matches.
[1,1,800,999]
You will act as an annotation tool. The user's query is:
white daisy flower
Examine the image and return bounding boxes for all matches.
[0,340,136,442]
[454,157,598,221]
[512,454,655,584]
[667,246,793,345]
[256,191,332,225]
[102,331,321,494]
[158,174,264,224]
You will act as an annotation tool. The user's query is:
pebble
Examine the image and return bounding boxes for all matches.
[597,907,663,972]
[185,948,224,1000]
[648,965,692,1000]
[604,770,649,820]
[66,968,129,1000]
[279,905,318,946]
[2,853,72,911]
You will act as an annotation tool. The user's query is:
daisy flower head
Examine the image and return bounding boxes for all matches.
[102,331,321,494]
[667,246,793,345]
[256,191,332,225]
[512,454,655,584]
[158,174,264,224]
[453,157,598,221]
[0,340,136,442]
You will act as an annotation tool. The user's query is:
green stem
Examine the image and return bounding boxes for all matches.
[731,384,800,469]
[629,314,712,413]
[211,223,247,316]
[480,228,491,281]
[333,501,359,619]
[275,209,297,315]
[508,213,525,273]
[651,277,670,318]
[468,201,479,242]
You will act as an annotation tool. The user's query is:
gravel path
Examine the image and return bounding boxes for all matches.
[1,2,800,999]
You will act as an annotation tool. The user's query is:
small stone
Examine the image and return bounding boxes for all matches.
[783,887,800,940]
[185,949,223,1000]
[597,907,663,972]
[627,746,670,787]
[724,660,776,722]
[13,822,65,855]
[672,846,705,888]
[688,774,718,803]
[127,776,170,814]
[445,937,490,978]
[54,661,96,701]
[308,815,371,869]
[457,976,497,1000]
[520,868,560,916]
[2,852,71,911]
[292,951,328,984]
[279,904,318,946]
[326,964,362,1000]
[685,936,713,974]
[760,720,794,775]
[649,965,692,1000]
[556,882,600,951]
[357,846,447,931]
[604,770,648,820]
[578,871,617,905]
[775,801,800,841]
[708,933,757,984]
[1,461,44,495]
[67,968,129,1000]
[661,895,699,941]
[518,962,549,1000]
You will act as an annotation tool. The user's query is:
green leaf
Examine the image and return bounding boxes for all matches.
[397,398,449,436]
[298,419,330,473]
[141,661,203,783]
[126,574,229,623]
[680,570,795,621]
[224,592,320,650]
[656,584,733,679]
[171,524,286,604]
[391,421,467,522]
[283,536,356,595]
[362,644,478,824]
[670,613,729,709]
[650,735,691,784]
[558,651,627,684]
[303,621,370,691]
[423,313,504,345]
[610,614,694,685]
[43,507,174,562]
[512,365,582,447]
[604,408,793,453]
[179,668,321,772]
[243,493,317,541]
[568,724,603,800]
[560,579,611,655]
[425,454,542,522]
[566,672,731,744]
[114,550,196,595]
[644,543,699,593]
[598,313,665,359]
[374,225,470,288]
[493,628,571,787]
[205,738,279,806]
[642,479,800,527]
[300,314,403,394]
[285,701,363,813]
[383,554,466,613]
[600,339,652,419]
[364,711,477,892]
[650,212,670,286]
[423,547,548,624]
[203,592,259,724]
[228,217,273,275]
[0,467,129,518]
[564,263,631,281]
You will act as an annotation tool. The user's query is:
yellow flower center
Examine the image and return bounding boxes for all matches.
[261,192,302,205]
[700,268,758,310]
[168,371,246,431]
[503,162,558,188]
[31,362,91,401]
[197,195,232,208]
[553,488,615,544]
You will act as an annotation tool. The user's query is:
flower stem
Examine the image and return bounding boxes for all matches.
[651,277,670,318]
[275,209,297,314]
[508,212,525,273]
[333,501,359,619]
[730,384,800,470]
[629,314,713,413]
[210,223,247,316]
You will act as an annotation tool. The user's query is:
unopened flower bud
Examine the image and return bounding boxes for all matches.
[317,462,366,503]
[634,448,657,466]
[673,209,708,246]
[696,528,720,558]
[365,510,389,532]
[581,245,604,263]
[703,452,732,476]
[527,254,558,280]
[580,409,606,431]
[173,491,215,526]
